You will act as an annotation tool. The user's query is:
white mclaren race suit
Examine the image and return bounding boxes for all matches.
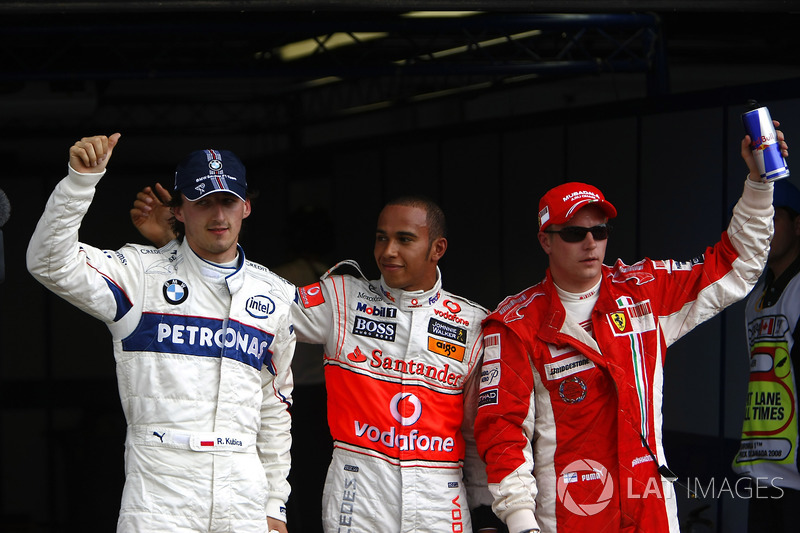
[291,260,491,533]
[26,167,295,533]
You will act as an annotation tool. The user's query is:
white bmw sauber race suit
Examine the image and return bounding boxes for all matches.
[27,167,295,533]
[291,260,492,533]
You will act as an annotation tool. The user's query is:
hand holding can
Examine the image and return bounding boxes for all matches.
[741,101,790,181]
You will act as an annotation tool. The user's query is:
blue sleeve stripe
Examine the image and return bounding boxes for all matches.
[103,276,133,322]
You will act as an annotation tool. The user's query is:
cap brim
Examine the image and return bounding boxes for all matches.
[553,199,617,226]
[180,185,247,202]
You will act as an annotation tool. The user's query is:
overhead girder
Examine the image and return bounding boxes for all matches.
[0,13,661,80]
[0,12,665,132]
[0,0,795,13]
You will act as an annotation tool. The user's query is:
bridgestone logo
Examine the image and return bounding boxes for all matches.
[544,355,596,381]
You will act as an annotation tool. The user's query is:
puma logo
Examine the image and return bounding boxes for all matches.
[153,431,165,442]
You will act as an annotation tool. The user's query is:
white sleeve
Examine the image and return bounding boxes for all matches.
[727,177,774,282]
[259,297,296,522]
[26,165,143,326]
[291,277,336,346]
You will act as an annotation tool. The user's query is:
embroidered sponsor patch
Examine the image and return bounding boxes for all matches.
[544,354,595,380]
[484,333,501,362]
[298,282,325,308]
[478,389,498,407]
[356,301,397,318]
[245,295,275,318]
[428,318,467,344]
[163,279,188,305]
[671,260,693,271]
[428,337,465,362]
[609,311,632,334]
[607,299,655,336]
[538,205,550,227]
[352,316,396,341]
[480,362,500,389]
[559,376,587,403]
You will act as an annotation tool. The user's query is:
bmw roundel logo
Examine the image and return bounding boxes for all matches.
[163,279,189,305]
[209,160,223,171]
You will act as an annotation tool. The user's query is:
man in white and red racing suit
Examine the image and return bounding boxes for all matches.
[293,262,488,532]
[291,196,495,533]
[476,159,780,530]
[27,135,295,533]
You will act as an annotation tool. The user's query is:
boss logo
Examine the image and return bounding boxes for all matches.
[352,317,396,341]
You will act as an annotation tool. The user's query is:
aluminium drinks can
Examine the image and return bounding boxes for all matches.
[741,102,790,181]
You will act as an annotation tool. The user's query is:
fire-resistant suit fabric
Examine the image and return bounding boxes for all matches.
[733,254,800,489]
[291,260,492,533]
[26,167,296,533]
[475,179,774,533]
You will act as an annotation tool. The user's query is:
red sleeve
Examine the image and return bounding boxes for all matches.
[475,318,536,484]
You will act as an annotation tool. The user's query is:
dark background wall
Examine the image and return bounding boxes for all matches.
[2,3,800,532]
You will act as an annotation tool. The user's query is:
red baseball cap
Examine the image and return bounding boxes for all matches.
[538,182,617,230]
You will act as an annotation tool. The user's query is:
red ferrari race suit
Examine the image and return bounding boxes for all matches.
[292,260,492,532]
[475,178,774,532]
[26,167,296,532]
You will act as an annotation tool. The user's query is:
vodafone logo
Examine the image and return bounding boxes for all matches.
[444,300,461,314]
[557,459,613,516]
[299,282,325,308]
[390,392,422,426]
[305,285,320,297]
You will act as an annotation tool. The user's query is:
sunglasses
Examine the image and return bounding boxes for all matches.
[543,224,612,243]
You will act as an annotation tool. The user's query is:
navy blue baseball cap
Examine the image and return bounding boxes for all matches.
[774,179,800,215]
[174,149,247,202]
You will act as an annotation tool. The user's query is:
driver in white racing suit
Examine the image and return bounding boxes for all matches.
[27,134,295,533]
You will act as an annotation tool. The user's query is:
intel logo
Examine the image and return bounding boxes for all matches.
[246,295,275,318]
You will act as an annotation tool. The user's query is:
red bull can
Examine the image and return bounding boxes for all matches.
[741,102,790,181]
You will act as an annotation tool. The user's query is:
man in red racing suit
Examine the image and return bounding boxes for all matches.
[475,129,785,533]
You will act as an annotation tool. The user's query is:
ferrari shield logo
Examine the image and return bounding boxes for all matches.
[611,312,627,332]
[606,309,637,337]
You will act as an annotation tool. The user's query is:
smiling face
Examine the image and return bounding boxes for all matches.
[538,204,608,293]
[173,192,251,263]
[374,204,447,292]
